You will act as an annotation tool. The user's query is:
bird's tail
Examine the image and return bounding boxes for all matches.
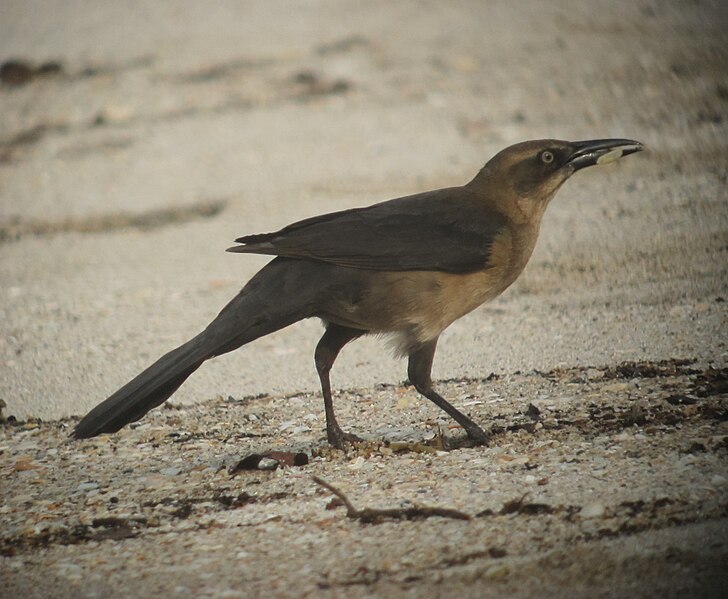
[72,258,324,439]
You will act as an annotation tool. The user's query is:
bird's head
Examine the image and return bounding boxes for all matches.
[469,138,644,223]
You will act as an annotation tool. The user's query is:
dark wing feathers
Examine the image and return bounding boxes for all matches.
[228,187,507,273]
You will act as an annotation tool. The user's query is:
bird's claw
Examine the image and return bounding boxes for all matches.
[465,425,490,446]
[327,427,364,449]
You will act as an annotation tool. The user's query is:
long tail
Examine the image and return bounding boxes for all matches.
[72,258,324,439]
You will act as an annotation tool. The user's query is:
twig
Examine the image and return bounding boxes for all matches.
[313,476,471,523]
[313,476,359,516]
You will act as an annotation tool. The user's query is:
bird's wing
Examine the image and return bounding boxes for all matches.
[227,187,508,273]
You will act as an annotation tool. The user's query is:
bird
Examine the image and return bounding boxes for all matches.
[72,138,643,448]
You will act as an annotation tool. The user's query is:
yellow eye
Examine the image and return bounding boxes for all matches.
[541,150,554,164]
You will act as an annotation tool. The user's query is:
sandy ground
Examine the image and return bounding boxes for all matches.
[1,1,727,597]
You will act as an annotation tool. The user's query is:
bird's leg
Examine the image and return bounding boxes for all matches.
[314,324,366,448]
[408,338,489,444]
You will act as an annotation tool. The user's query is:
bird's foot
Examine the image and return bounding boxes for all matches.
[326,426,364,449]
[463,424,490,446]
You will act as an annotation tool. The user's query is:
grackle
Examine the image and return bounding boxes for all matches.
[73,138,643,447]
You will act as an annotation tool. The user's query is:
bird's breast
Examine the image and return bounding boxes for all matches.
[318,223,542,352]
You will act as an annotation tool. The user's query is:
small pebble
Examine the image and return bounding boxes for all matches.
[580,502,606,518]
[484,564,510,580]
[347,456,365,470]
[77,482,99,492]
[160,467,182,477]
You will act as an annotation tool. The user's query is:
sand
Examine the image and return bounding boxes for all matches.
[1,1,726,597]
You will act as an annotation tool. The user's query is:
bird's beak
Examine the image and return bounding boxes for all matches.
[567,138,644,171]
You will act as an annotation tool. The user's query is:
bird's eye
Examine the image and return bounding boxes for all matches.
[540,150,555,164]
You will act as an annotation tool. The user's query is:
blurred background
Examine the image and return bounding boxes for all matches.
[1,0,726,421]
